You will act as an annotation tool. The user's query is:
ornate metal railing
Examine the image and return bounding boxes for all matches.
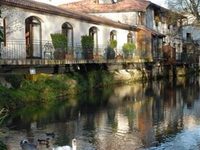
[0,41,137,61]
[0,41,198,65]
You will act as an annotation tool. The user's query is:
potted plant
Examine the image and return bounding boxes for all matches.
[107,39,117,59]
[81,35,94,59]
[51,33,67,59]
[110,39,117,49]
[122,42,136,59]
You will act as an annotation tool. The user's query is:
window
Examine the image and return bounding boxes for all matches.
[127,32,134,43]
[89,26,98,50]
[137,12,145,25]
[62,22,73,49]
[112,0,117,3]
[186,33,192,41]
[25,16,42,58]
[110,30,117,40]
[0,25,4,44]
[0,18,6,46]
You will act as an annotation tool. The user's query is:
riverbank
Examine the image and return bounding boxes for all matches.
[0,74,200,150]
[0,66,199,109]
[0,66,199,119]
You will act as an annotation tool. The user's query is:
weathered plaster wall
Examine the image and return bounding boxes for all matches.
[91,12,138,26]
[182,25,200,42]
[0,5,134,58]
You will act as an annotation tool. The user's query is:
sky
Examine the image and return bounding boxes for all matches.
[150,0,168,7]
[35,0,168,7]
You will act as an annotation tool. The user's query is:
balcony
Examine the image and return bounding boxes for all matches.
[0,40,145,66]
[1,41,197,66]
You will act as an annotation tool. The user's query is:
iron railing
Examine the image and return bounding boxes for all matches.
[0,41,199,64]
[176,52,199,64]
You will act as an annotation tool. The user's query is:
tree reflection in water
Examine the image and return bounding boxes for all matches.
[1,76,200,150]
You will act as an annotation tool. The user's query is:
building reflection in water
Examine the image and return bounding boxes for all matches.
[2,77,200,150]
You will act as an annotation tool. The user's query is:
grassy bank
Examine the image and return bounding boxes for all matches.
[0,71,115,111]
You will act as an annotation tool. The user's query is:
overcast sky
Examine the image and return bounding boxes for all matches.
[150,0,168,7]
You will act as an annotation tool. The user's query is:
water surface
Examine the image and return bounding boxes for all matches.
[1,77,200,150]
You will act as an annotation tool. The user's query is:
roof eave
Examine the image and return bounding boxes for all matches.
[0,0,137,31]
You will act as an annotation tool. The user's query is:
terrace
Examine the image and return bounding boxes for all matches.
[0,40,151,65]
[0,40,197,67]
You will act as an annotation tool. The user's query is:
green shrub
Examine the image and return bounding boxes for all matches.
[4,74,25,89]
[122,43,136,54]
[81,35,94,59]
[50,33,67,51]
[0,140,7,150]
[81,35,94,50]
[106,46,115,59]
[110,40,117,49]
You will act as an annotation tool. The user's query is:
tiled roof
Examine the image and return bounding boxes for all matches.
[0,0,137,30]
[59,0,151,13]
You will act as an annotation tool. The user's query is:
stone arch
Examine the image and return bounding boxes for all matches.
[25,16,42,58]
[62,22,73,50]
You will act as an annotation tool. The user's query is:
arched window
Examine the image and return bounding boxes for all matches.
[110,30,117,41]
[25,16,42,58]
[0,18,5,46]
[62,22,73,49]
[89,26,98,51]
[127,32,134,43]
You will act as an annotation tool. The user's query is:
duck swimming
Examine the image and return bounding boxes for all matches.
[20,139,37,150]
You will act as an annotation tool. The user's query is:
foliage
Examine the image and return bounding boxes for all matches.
[81,35,94,59]
[4,74,25,88]
[165,11,182,25]
[106,46,115,59]
[81,35,94,50]
[0,108,8,125]
[87,70,115,89]
[0,140,7,150]
[50,33,67,51]
[0,86,19,109]
[0,75,73,110]
[0,71,115,112]
[110,40,117,49]
[122,42,136,54]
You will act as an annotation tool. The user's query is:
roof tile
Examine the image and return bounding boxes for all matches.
[59,0,151,13]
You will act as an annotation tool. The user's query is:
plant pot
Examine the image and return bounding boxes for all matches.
[54,50,65,59]
[124,53,133,59]
[65,53,73,60]
[83,49,93,59]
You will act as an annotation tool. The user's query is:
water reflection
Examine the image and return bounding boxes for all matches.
[1,77,200,150]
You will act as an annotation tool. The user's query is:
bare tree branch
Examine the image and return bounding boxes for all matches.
[167,0,200,23]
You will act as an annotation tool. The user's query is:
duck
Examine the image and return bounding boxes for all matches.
[52,138,77,150]
[37,138,50,145]
[45,132,55,138]
[20,139,37,150]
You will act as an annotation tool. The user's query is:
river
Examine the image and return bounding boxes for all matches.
[1,77,200,150]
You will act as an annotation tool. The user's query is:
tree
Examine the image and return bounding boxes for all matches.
[167,0,200,23]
